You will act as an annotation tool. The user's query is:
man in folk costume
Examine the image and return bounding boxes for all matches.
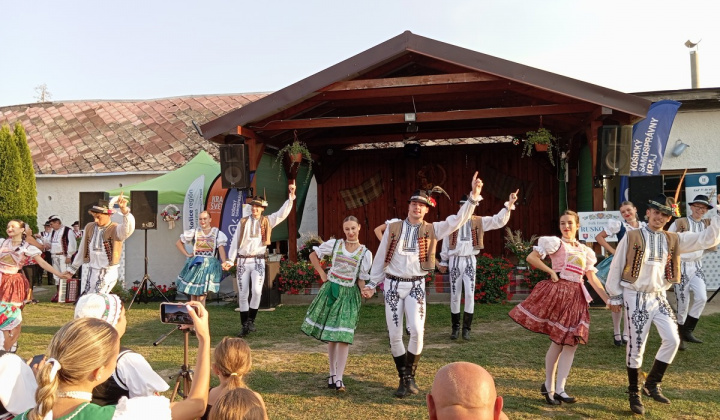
[667,194,715,350]
[606,194,720,415]
[363,173,484,398]
[65,194,135,294]
[47,214,77,302]
[438,189,518,340]
[223,181,297,337]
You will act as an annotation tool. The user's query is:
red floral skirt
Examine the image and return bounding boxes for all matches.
[509,277,590,346]
[0,272,30,304]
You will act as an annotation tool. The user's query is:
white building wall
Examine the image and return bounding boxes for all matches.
[661,109,720,172]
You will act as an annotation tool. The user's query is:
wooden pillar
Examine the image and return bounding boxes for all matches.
[281,151,300,262]
[586,120,603,211]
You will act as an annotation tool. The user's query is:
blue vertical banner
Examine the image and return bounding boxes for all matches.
[629,100,682,176]
[620,99,682,204]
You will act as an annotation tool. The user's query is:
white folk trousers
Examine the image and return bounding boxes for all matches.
[623,289,680,368]
[448,254,477,314]
[674,261,707,324]
[384,278,426,357]
[236,256,265,311]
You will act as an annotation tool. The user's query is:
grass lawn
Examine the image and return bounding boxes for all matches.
[19,287,720,419]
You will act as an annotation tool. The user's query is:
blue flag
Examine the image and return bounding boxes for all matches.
[629,100,681,176]
[620,100,682,204]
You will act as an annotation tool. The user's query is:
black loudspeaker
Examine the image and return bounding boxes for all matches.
[79,192,109,227]
[130,190,158,230]
[629,176,664,218]
[403,143,421,158]
[598,125,632,176]
[220,144,250,189]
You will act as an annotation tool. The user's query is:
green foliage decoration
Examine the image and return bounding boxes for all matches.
[0,124,25,232]
[474,253,513,304]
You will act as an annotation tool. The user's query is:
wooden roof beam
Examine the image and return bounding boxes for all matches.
[250,103,596,131]
[310,127,534,147]
[321,72,499,92]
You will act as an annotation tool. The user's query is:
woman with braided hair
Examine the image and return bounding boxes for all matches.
[301,216,373,392]
[19,301,211,420]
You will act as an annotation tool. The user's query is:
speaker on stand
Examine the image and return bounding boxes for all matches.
[628,176,664,218]
[220,143,250,190]
[79,192,109,227]
[127,190,168,309]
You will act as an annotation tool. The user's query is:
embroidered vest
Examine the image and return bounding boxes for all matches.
[448,216,484,250]
[384,221,437,271]
[83,222,124,265]
[53,226,71,256]
[239,216,271,245]
[92,348,133,406]
[622,229,681,284]
[675,217,716,252]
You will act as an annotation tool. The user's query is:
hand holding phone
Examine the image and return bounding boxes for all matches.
[160,302,197,325]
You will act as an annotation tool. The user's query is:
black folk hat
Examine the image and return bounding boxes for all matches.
[47,215,61,223]
[457,194,468,205]
[248,196,269,208]
[408,190,436,207]
[89,199,114,215]
[689,194,714,210]
[647,194,680,217]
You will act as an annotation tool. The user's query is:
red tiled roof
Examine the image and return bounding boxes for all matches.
[0,95,266,175]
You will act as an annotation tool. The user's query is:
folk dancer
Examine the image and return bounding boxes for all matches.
[47,214,76,301]
[595,201,646,346]
[668,194,715,350]
[65,195,135,294]
[509,210,610,406]
[362,172,484,398]
[223,181,297,337]
[176,211,228,306]
[606,194,720,415]
[438,190,518,340]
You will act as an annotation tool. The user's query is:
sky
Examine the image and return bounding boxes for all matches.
[2,0,719,107]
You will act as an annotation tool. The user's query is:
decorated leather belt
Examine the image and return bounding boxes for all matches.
[386,274,425,282]
[238,254,265,259]
[52,253,66,256]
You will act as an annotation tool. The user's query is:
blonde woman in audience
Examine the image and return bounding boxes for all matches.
[18,301,210,420]
[209,388,267,420]
[202,337,266,420]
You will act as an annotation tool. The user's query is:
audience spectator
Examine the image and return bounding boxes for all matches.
[202,337,266,420]
[18,301,210,420]
[0,348,37,418]
[427,362,507,420]
[74,293,170,405]
[209,388,267,420]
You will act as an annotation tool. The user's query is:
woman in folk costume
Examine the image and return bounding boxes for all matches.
[19,302,212,420]
[176,211,228,305]
[0,220,66,350]
[509,210,611,406]
[301,216,372,392]
[595,201,646,346]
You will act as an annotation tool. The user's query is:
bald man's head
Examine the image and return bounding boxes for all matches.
[427,362,505,420]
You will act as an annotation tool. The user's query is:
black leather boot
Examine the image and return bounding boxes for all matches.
[677,325,686,351]
[237,311,250,337]
[681,316,702,343]
[450,313,461,340]
[393,354,408,398]
[405,352,421,394]
[627,367,645,415]
[248,308,258,332]
[462,312,473,340]
[643,359,671,404]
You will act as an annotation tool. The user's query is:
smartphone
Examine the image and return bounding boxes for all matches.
[160,302,195,325]
[30,354,45,367]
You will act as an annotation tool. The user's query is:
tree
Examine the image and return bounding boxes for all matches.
[14,123,39,232]
[0,125,23,232]
[0,123,38,233]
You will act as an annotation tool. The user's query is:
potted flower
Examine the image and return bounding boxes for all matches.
[504,228,538,268]
[273,140,313,183]
[522,128,557,166]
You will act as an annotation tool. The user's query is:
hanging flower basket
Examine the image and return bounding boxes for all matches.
[534,143,548,152]
[160,204,181,229]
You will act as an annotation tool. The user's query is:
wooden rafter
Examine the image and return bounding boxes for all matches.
[250,103,597,131]
[321,72,499,91]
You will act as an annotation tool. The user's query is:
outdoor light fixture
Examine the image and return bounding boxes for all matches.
[404,113,416,122]
[671,139,690,157]
[406,122,419,133]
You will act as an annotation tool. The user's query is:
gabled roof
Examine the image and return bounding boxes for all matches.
[201,31,650,149]
[0,94,266,175]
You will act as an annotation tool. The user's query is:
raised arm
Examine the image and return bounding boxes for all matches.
[433,172,484,240]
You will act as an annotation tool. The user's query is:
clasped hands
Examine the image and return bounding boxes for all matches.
[360,286,374,299]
